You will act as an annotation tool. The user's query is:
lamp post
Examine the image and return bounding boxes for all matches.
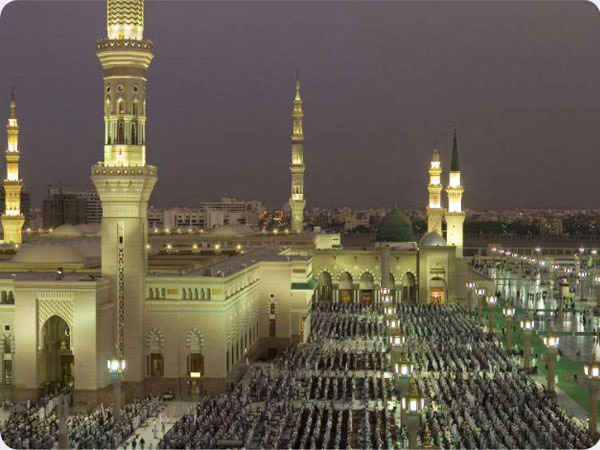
[389,329,405,367]
[503,303,515,353]
[594,275,600,316]
[486,295,497,338]
[543,333,560,398]
[402,379,424,448]
[107,352,126,422]
[476,288,486,326]
[394,351,413,425]
[57,388,69,449]
[520,316,534,373]
[466,282,476,310]
[584,347,600,438]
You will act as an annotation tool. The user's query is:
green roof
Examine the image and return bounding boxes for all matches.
[376,209,416,243]
[291,278,318,290]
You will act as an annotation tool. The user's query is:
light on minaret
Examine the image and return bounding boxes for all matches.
[2,89,25,245]
[92,0,157,382]
[426,144,444,235]
[289,73,306,234]
[445,129,465,257]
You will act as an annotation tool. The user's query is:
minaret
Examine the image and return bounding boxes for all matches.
[289,73,306,234]
[92,0,157,387]
[2,89,25,245]
[445,129,465,257]
[426,143,444,236]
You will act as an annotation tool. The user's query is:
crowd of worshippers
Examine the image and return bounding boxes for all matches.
[158,301,591,449]
[0,387,162,449]
[309,305,385,341]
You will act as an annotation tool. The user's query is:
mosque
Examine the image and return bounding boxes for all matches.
[0,0,490,405]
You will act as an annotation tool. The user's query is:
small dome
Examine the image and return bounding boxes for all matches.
[206,224,253,238]
[12,243,87,264]
[52,224,84,238]
[77,223,101,236]
[420,231,446,247]
[376,210,415,243]
[70,238,101,259]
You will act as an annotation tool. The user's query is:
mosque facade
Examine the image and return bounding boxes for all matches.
[0,0,489,407]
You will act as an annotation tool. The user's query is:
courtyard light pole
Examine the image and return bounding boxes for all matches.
[394,351,413,425]
[402,379,424,449]
[594,275,600,316]
[503,302,515,353]
[584,346,600,438]
[476,288,486,326]
[520,316,534,373]
[466,281,476,310]
[107,351,126,422]
[486,295,497,338]
[543,332,560,398]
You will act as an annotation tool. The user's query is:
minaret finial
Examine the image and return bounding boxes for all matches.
[450,127,459,171]
[10,86,15,102]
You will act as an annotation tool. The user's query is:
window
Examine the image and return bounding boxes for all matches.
[3,325,9,332]
[270,303,276,314]
[150,353,164,377]
[118,100,124,115]
[132,101,138,115]
[189,353,204,374]
[3,360,12,386]
[269,319,276,337]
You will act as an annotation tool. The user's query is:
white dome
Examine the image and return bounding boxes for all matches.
[12,243,87,264]
[206,224,253,237]
[77,223,101,236]
[419,231,447,247]
[70,238,101,259]
[52,224,84,238]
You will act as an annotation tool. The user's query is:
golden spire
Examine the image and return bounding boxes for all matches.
[293,71,303,118]
[422,422,433,449]
[8,87,16,120]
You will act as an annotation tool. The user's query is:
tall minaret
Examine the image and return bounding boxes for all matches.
[2,89,25,245]
[92,0,157,386]
[426,144,444,235]
[289,73,306,234]
[445,129,465,257]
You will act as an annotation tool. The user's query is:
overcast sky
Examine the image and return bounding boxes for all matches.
[0,0,599,209]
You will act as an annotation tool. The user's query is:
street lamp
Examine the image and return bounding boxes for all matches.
[543,333,560,398]
[389,329,405,366]
[486,295,497,337]
[594,275,600,316]
[476,287,486,325]
[584,347,600,437]
[394,352,414,425]
[107,352,126,422]
[503,302,515,353]
[466,282,476,309]
[520,316,535,373]
[402,379,424,448]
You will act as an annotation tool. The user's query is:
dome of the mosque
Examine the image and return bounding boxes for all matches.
[52,224,84,238]
[70,238,101,259]
[77,223,102,236]
[419,231,446,247]
[206,224,254,238]
[376,210,416,243]
[11,243,87,264]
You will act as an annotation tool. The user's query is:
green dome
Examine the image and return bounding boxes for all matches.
[376,209,416,243]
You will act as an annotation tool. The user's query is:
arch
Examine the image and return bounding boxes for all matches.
[39,316,73,387]
[182,289,187,300]
[185,328,205,352]
[318,271,333,302]
[7,292,14,304]
[131,122,138,144]
[200,289,205,300]
[161,288,166,299]
[338,271,353,303]
[146,328,164,352]
[359,271,375,290]
[105,96,111,115]
[194,288,199,300]
[0,291,6,303]
[402,272,417,305]
[188,288,193,299]
[132,99,139,116]
[146,328,164,377]
[118,98,124,115]
[429,277,447,305]
[117,120,125,144]
[148,288,154,299]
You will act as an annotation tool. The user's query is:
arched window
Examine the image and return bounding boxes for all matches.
[148,288,154,299]
[118,99,124,115]
[161,288,166,299]
[194,288,199,300]
[105,96,111,115]
[132,100,138,116]
[182,289,187,300]
[131,123,137,145]
[117,121,125,144]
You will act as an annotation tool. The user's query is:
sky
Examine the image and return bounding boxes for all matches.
[0,0,599,210]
